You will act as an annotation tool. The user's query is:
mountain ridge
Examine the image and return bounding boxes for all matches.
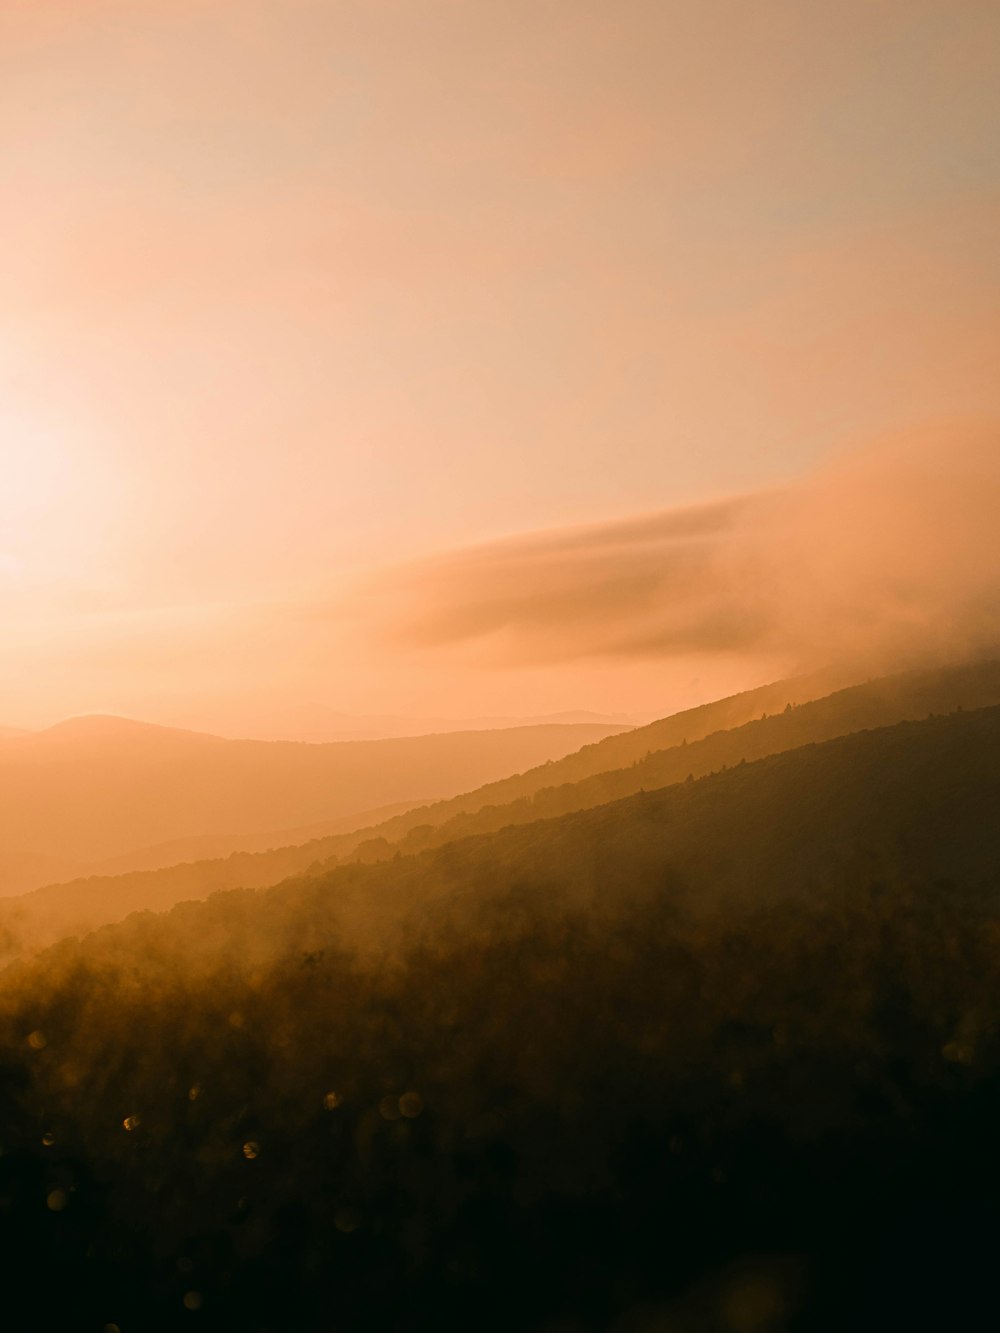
[0,720,625,897]
[2,697,1000,1329]
[1,657,997,965]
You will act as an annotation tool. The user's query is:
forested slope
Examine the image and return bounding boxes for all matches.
[2,658,997,965]
[1,705,999,1328]
[341,656,1000,864]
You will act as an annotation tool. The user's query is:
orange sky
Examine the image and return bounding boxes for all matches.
[1,0,998,731]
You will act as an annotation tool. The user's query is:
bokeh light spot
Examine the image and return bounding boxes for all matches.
[399,1091,424,1118]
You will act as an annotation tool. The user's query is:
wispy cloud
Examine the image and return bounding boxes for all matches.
[364,423,1000,677]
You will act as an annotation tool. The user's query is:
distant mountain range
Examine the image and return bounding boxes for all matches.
[202,705,640,743]
[2,657,997,966]
[0,708,639,744]
[0,716,626,897]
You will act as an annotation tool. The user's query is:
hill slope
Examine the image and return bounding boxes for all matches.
[1,705,1000,1328]
[3,658,997,963]
[0,717,625,897]
[338,655,1000,864]
[15,699,1000,981]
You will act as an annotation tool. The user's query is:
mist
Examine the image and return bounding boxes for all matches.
[367,423,1000,680]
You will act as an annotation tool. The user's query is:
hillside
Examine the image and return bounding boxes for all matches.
[341,666,847,829]
[2,658,996,965]
[1,705,1000,1328]
[83,800,423,878]
[0,717,625,897]
[339,656,1000,864]
[14,700,1000,982]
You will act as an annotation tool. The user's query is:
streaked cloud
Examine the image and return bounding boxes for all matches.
[366,424,1000,675]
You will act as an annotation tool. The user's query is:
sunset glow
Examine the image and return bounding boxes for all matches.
[1,0,998,731]
[0,5,999,1327]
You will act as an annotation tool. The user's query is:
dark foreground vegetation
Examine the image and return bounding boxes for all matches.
[0,704,999,1329]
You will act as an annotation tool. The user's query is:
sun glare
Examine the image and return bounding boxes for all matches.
[0,404,116,583]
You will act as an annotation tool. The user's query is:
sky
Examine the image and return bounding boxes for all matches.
[1,0,998,732]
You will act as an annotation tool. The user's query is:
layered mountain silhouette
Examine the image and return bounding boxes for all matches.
[1,657,996,965]
[0,717,626,898]
[1,685,999,1327]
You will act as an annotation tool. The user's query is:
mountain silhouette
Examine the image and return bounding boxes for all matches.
[0,657,994,969]
[0,718,626,898]
[2,700,1000,1328]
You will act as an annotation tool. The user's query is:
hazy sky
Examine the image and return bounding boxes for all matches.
[2,0,998,730]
